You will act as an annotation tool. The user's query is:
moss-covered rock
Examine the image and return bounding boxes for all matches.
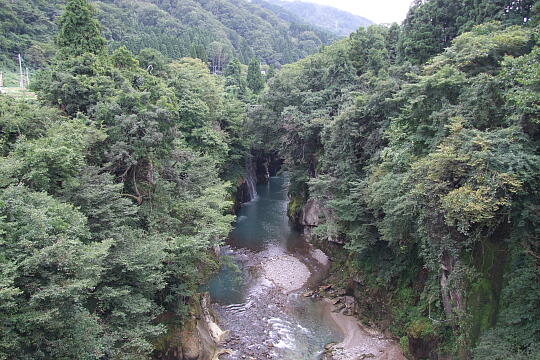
[467,237,507,347]
[153,294,224,360]
[406,318,438,360]
[287,194,305,226]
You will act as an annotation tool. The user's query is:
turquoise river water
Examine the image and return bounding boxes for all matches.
[207,176,343,359]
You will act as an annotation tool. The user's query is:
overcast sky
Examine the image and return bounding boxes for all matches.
[298,0,414,24]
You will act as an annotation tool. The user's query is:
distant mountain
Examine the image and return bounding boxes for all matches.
[0,0,337,69]
[256,0,373,36]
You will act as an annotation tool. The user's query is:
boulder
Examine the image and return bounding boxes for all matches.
[182,325,202,360]
[408,335,438,360]
[300,199,321,226]
[343,296,357,316]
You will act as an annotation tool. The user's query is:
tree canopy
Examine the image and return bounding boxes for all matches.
[2,0,540,359]
[0,2,246,357]
[0,0,335,70]
[249,7,540,358]
[56,0,106,57]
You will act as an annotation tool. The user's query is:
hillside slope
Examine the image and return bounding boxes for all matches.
[249,0,540,358]
[0,0,336,69]
[257,0,373,36]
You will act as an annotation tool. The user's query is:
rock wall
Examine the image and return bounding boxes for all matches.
[251,150,282,185]
[300,198,320,226]
[235,172,257,207]
[234,152,283,210]
[296,198,344,245]
[154,293,226,360]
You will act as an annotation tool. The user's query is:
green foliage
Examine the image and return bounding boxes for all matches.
[4,0,540,358]
[57,0,106,58]
[31,53,114,116]
[0,118,104,193]
[137,48,168,76]
[0,1,245,357]
[473,248,540,359]
[266,64,276,80]
[111,45,139,70]
[224,58,246,97]
[400,336,412,358]
[407,318,436,338]
[0,185,109,359]
[349,26,393,75]
[502,44,540,129]
[255,0,372,37]
[0,0,336,70]
[252,17,540,358]
[0,97,63,156]
[247,57,265,93]
[0,0,59,68]
[428,22,533,75]
[398,0,536,65]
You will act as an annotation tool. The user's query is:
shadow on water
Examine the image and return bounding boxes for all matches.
[229,176,304,252]
[205,247,251,305]
[206,176,343,359]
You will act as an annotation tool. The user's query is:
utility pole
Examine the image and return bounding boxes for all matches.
[18,54,24,89]
[25,67,30,87]
[0,72,3,88]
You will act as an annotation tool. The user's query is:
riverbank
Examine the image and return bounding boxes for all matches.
[321,298,405,360]
[211,239,405,360]
[213,244,342,359]
[259,247,405,360]
[210,176,404,359]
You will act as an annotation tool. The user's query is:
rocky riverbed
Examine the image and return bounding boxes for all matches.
[319,297,406,360]
[212,244,341,360]
[208,176,404,360]
[211,244,404,360]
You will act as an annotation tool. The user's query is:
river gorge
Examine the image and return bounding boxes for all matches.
[206,176,404,360]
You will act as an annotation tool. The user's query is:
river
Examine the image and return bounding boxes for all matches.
[207,175,343,359]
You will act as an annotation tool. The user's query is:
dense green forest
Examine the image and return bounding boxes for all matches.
[0,0,255,357]
[251,0,540,358]
[0,0,335,70]
[1,0,540,359]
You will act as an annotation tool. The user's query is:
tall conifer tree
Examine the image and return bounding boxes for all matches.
[247,57,264,93]
[57,0,106,57]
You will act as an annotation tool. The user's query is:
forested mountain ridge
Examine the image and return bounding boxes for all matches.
[2,0,540,359]
[0,0,335,69]
[250,0,540,358]
[255,0,373,36]
[0,0,254,357]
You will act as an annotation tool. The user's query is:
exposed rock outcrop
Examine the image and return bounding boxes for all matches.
[298,198,345,244]
[253,151,282,184]
[154,293,226,360]
[234,153,282,210]
[300,198,321,226]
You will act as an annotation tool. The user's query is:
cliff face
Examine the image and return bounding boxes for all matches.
[235,159,258,207]
[234,152,283,210]
[289,193,511,360]
[154,293,226,360]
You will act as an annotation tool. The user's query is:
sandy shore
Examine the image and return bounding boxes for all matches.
[322,299,406,360]
[258,247,404,360]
